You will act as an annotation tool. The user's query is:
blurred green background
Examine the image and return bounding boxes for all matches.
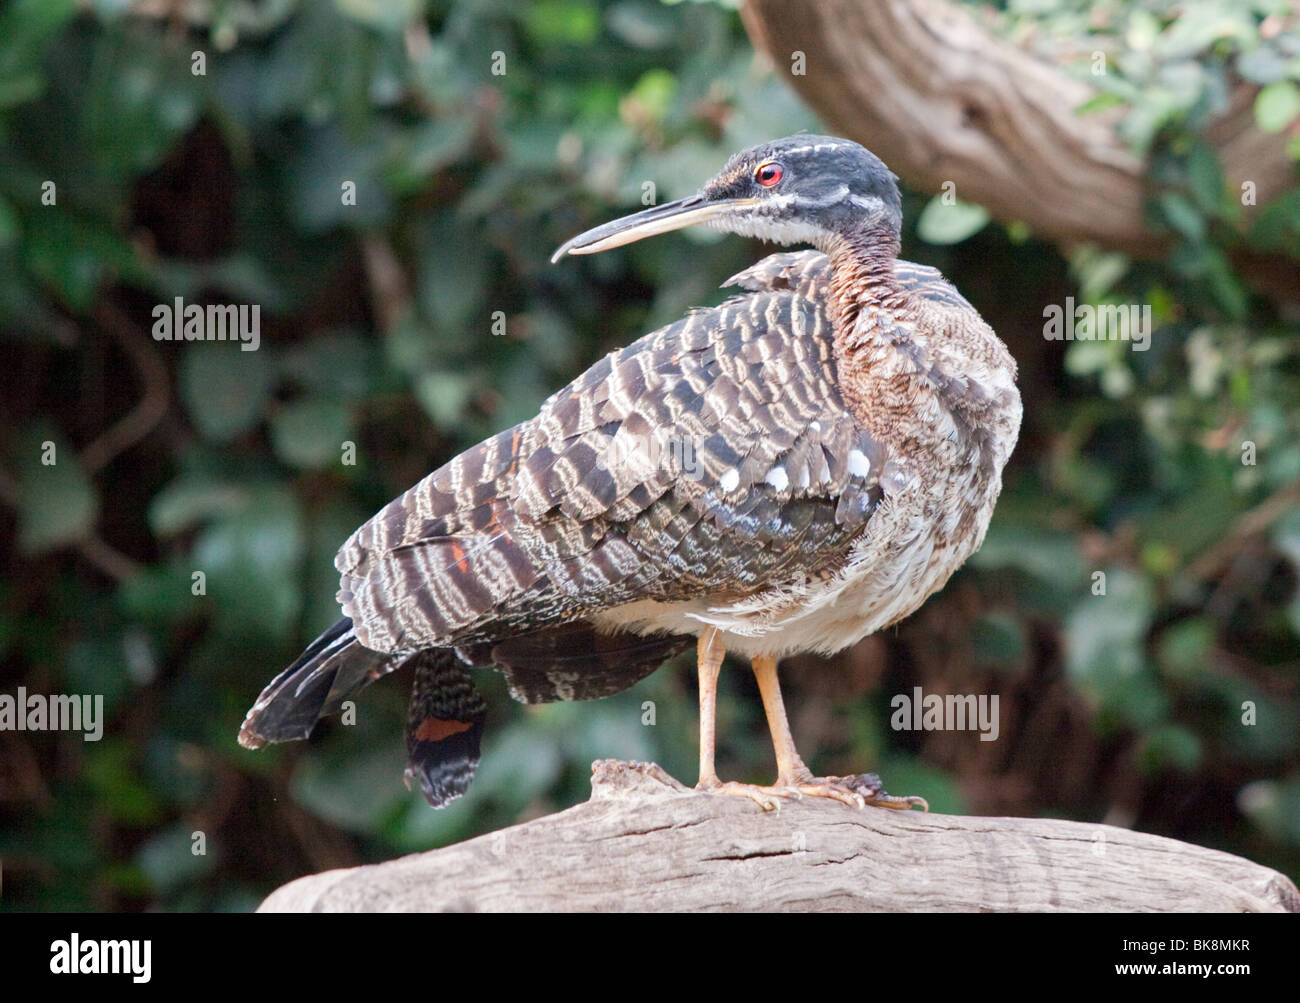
[1,0,1298,911]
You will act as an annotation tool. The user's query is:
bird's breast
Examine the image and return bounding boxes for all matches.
[596,300,1022,659]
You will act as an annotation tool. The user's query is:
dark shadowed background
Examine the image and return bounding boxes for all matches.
[1,0,1298,911]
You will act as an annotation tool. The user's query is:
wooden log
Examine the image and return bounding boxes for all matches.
[258,760,1300,913]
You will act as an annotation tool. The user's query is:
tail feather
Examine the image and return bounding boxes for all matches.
[238,617,395,748]
[403,649,487,808]
[240,618,486,809]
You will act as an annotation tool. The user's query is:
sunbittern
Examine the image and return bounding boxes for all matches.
[240,135,1022,812]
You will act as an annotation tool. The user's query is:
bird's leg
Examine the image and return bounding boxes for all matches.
[695,627,725,790]
[692,638,925,812]
[750,653,812,785]
[694,629,780,811]
[751,654,929,812]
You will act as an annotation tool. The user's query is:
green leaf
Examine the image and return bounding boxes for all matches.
[1255,81,1300,134]
[179,344,275,443]
[0,0,77,108]
[0,198,20,248]
[525,0,601,45]
[22,210,140,312]
[968,525,1084,591]
[136,823,216,894]
[1158,191,1206,242]
[387,119,476,194]
[916,196,990,245]
[286,123,394,232]
[1139,724,1202,773]
[1185,142,1225,214]
[1249,190,1300,254]
[1237,45,1290,86]
[1157,617,1214,681]
[148,478,251,536]
[84,740,162,825]
[1065,568,1153,696]
[628,68,677,123]
[191,486,305,639]
[1071,247,1130,301]
[415,370,474,428]
[1274,509,1300,636]
[279,329,376,401]
[1074,92,1125,116]
[607,1,675,50]
[417,215,488,331]
[334,0,422,33]
[15,429,97,553]
[292,744,410,834]
[270,398,352,470]
[971,612,1027,667]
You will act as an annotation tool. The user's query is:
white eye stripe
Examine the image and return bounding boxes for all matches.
[776,142,849,157]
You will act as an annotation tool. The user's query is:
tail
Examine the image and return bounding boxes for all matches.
[240,617,485,808]
[238,617,391,748]
[403,648,486,808]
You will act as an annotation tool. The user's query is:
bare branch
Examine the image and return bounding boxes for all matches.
[80,301,171,474]
[258,760,1299,912]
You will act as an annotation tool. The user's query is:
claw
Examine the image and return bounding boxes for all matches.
[697,772,927,812]
[825,772,929,812]
[697,779,783,812]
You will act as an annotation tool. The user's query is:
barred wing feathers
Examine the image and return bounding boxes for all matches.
[333,252,969,658]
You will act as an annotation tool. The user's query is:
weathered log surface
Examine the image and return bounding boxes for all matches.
[259,760,1300,913]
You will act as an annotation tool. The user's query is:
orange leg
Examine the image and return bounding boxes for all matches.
[751,654,811,785]
[695,641,928,812]
[695,628,725,789]
[694,630,781,810]
[751,655,927,810]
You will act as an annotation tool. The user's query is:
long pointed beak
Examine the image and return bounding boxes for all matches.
[550,194,761,263]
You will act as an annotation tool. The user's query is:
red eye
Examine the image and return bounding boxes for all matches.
[755,162,783,187]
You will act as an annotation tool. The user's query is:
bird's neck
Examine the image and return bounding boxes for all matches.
[824,221,927,435]
[824,220,908,352]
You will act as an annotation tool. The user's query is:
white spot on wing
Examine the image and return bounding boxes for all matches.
[719,467,740,493]
[765,466,789,491]
[848,449,871,478]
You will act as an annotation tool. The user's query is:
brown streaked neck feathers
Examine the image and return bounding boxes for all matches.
[825,220,909,351]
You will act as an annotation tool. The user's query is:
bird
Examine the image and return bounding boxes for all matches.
[239,134,1021,812]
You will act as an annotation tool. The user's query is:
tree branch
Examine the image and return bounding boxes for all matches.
[740,0,1295,260]
[258,760,1299,912]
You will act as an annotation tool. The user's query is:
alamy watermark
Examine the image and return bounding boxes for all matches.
[0,688,104,741]
[152,296,260,351]
[891,686,999,742]
[605,430,702,480]
[50,935,150,983]
[1043,296,1151,352]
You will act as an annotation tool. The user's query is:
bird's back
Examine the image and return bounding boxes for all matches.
[333,249,1016,667]
[338,252,858,651]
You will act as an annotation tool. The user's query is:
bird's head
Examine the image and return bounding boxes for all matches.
[551,134,902,263]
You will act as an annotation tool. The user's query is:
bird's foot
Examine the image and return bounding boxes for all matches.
[695,778,788,812]
[696,772,927,812]
[785,772,929,812]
